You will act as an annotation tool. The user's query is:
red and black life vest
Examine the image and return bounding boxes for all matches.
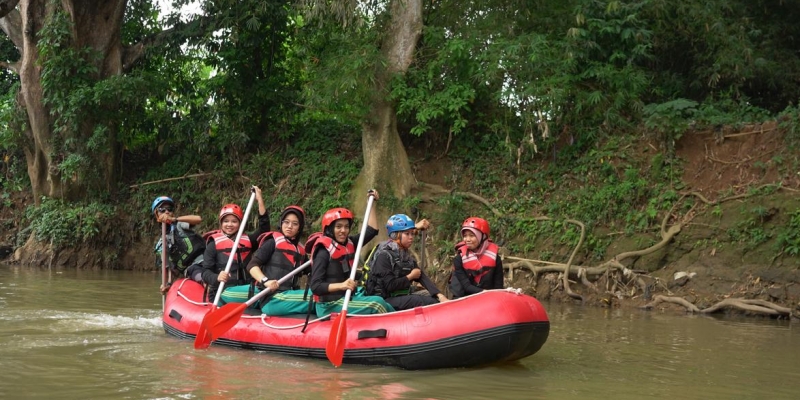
[203,230,253,284]
[257,231,306,291]
[311,235,355,302]
[455,240,499,287]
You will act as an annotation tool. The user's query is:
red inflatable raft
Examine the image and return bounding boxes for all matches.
[163,279,549,369]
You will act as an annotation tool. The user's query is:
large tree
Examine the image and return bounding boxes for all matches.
[352,0,421,202]
[0,0,301,203]
[297,0,422,213]
[0,0,135,201]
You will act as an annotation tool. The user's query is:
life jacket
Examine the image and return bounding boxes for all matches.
[256,231,306,291]
[311,235,355,303]
[154,223,206,273]
[171,223,206,269]
[362,240,415,298]
[453,240,499,287]
[203,230,253,285]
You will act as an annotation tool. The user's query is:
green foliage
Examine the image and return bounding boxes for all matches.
[0,83,27,154]
[725,205,775,250]
[776,209,800,257]
[234,118,361,226]
[643,99,697,156]
[433,194,468,243]
[693,94,771,129]
[35,2,158,193]
[292,4,382,124]
[24,197,115,248]
[778,102,800,146]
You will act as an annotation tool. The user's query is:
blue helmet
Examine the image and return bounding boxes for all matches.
[151,196,174,215]
[386,214,415,235]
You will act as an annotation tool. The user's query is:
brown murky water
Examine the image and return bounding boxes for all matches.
[1,265,798,399]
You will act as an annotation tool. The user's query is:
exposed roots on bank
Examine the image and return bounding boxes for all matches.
[497,195,797,319]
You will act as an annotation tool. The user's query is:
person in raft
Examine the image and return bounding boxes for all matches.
[448,217,504,298]
[363,214,448,310]
[308,190,394,316]
[222,205,311,315]
[152,196,206,294]
[200,186,270,303]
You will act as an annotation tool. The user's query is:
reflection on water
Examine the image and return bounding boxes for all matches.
[1,265,799,399]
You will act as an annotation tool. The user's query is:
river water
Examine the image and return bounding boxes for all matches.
[1,265,798,399]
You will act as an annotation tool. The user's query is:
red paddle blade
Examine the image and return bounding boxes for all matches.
[194,324,213,349]
[325,310,348,367]
[193,302,248,349]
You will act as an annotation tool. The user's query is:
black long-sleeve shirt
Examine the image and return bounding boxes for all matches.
[369,240,441,298]
[200,212,271,286]
[309,226,378,297]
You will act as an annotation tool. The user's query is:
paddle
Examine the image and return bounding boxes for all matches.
[193,260,312,349]
[194,188,258,347]
[325,191,376,367]
[161,221,167,309]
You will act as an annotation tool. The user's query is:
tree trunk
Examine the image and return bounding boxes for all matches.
[9,0,126,202]
[352,0,422,224]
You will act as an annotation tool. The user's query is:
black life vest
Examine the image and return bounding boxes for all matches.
[257,231,306,291]
[170,223,206,269]
[454,240,499,286]
[312,235,355,303]
[363,240,415,298]
[204,230,254,285]
[155,223,206,273]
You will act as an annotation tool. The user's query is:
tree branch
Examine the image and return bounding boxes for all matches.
[0,0,19,19]
[122,14,219,72]
[129,172,211,188]
[0,7,22,52]
[0,60,19,73]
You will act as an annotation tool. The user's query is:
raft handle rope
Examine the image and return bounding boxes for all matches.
[174,279,216,307]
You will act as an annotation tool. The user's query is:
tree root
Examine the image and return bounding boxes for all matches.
[641,295,791,316]
[416,179,796,318]
[686,183,796,205]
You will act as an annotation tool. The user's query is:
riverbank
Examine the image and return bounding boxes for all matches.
[1,123,799,318]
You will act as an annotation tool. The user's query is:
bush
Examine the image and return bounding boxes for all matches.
[24,197,115,248]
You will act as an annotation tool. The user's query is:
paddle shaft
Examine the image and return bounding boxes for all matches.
[244,260,312,307]
[340,194,375,312]
[161,221,167,308]
[420,229,426,270]
[211,189,257,307]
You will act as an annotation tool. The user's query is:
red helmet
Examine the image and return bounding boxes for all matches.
[219,203,243,222]
[462,217,490,237]
[322,207,354,232]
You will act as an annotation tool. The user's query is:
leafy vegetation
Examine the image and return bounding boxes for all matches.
[0,0,797,267]
[24,198,115,248]
[776,209,800,257]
